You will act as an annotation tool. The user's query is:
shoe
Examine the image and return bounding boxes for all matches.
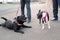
[0,24,1,26]
[28,20,31,23]
[51,19,58,21]
[27,19,31,23]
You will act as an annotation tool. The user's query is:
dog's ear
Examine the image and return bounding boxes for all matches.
[39,10,41,12]
[37,10,41,15]
[37,10,41,16]
[37,10,40,19]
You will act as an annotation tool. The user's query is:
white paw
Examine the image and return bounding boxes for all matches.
[42,26,44,29]
[48,26,50,29]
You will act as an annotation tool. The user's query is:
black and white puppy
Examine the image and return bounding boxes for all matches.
[37,10,50,29]
[0,16,32,34]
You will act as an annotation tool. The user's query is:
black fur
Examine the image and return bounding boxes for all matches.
[37,10,49,23]
[0,16,32,34]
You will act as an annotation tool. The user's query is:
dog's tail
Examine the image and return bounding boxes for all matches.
[1,17,7,21]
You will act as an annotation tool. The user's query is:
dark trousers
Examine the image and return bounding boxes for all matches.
[53,0,58,20]
[20,0,31,20]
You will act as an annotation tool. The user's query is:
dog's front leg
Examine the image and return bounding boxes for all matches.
[42,19,45,29]
[39,19,41,23]
[22,24,32,28]
[47,21,50,29]
[42,23,44,29]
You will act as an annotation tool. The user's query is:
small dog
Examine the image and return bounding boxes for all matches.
[37,10,50,29]
[0,16,32,34]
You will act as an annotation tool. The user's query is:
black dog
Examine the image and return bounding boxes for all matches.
[0,16,32,34]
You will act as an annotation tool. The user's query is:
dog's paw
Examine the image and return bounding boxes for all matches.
[19,31,24,34]
[42,26,44,29]
[28,26,32,28]
[48,26,50,29]
[14,30,24,34]
[26,26,32,28]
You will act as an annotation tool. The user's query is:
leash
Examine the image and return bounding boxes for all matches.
[13,5,20,23]
[16,5,20,18]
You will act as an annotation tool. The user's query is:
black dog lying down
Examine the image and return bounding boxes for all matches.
[0,16,32,34]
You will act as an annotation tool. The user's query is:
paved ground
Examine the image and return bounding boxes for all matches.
[0,2,60,40]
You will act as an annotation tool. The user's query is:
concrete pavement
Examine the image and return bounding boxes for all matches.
[0,2,60,40]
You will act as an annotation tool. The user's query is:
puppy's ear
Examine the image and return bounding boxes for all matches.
[39,9,41,12]
[37,10,41,16]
